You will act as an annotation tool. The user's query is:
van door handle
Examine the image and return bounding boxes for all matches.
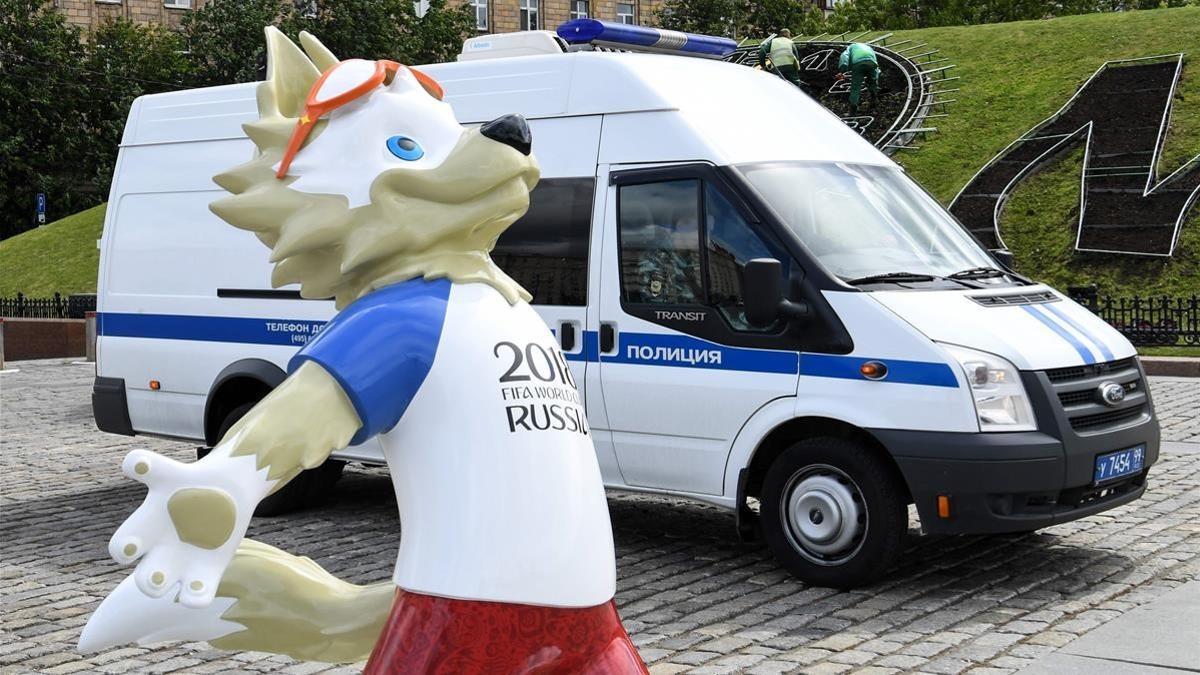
[559,321,577,352]
[600,322,616,354]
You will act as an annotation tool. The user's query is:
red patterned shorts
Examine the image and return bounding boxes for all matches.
[364,590,648,675]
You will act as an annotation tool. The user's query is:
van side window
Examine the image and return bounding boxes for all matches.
[705,184,786,331]
[618,180,704,305]
[492,177,593,306]
[618,179,784,332]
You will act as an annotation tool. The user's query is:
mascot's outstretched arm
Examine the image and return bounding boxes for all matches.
[102,361,360,607]
[79,362,381,661]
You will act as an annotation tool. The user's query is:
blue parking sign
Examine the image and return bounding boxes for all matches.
[36,193,46,214]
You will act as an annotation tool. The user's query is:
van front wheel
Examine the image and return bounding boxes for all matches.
[203,402,345,517]
[760,437,906,588]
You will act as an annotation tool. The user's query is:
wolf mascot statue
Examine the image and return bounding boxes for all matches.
[79,27,648,674]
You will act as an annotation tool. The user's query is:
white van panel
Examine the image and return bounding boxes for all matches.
[423,55,575,122]
[123,83,257,146]
[524,116,602,177]
[870,288,1136,371]
[106,191,267,298]
[111,138,253,193]
[598,111,723,166]
[812,292,977,433]
[595,57,888,168]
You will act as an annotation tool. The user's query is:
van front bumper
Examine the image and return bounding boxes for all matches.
[876,426,1157,534]
[870,363,1161,535]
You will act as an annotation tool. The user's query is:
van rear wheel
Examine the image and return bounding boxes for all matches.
[760,437,906,588]
[203,402,345,517]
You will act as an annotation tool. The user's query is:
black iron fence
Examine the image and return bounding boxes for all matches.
[0,293,96,319]
[1068,288,1199,348]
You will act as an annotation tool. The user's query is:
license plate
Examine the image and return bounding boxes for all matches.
[1094,445,1145,484]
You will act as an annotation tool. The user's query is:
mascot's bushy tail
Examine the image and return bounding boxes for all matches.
[81,539,394,663]
[210,540,394,662]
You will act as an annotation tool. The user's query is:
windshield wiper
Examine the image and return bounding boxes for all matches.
[947,266,1007,280]
[845,271,938,286]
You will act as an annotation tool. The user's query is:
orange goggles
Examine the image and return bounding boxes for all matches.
[276,59,445,179]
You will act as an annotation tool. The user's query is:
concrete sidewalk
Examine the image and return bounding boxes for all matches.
[1018,564,1200,674]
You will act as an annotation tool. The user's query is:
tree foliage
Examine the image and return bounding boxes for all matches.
[181,0,294,87]
[182,0,474,86]
[0,0,475,241]
[1,2,95,238]
[655,0,741,36]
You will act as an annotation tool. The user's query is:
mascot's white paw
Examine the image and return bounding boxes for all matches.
[78,574,242,653]
[108,449,270,608]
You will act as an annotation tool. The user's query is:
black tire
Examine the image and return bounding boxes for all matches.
[203,402,345,517]
[760,437,906,589]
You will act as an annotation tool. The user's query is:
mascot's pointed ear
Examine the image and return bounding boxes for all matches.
[262,26,320,119]
[299,31,340,74]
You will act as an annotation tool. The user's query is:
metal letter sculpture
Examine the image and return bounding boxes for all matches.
[79,27,648,674]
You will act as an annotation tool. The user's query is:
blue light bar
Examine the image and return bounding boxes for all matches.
[556,19,737,58]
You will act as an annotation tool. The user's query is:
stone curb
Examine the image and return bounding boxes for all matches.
[1140,356,1200,377]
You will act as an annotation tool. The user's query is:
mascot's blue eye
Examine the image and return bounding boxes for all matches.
[386,136,424,161]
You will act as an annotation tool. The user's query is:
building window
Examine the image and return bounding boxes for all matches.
[519,0,539,30]
[616,2,635,24]
[570,0,588,19]
[471,0,488,30]
[162,0,190,7]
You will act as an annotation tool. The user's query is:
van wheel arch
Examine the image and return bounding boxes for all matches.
[203,359,286,446]
[737,417,910,537]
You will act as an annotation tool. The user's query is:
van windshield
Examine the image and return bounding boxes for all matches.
[737,162,997,283]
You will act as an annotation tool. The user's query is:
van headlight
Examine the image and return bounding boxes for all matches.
[941,344,1036,432]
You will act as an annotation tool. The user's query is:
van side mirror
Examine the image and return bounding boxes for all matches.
[990,248,1015,271]
[745,258,810,327]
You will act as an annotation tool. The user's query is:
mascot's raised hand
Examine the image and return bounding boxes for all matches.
[80,26,648,674]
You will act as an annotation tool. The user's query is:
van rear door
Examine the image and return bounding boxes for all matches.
[596,163,801,496]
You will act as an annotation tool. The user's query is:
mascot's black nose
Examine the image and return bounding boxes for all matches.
[481,114,532,156]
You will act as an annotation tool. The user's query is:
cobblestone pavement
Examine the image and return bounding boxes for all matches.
[1153,377,1200,443]
[2,359,1198,675]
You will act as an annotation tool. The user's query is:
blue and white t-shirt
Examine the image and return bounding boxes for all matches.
[291,278,615,608]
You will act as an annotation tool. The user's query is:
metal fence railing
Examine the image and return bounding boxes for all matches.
[0,293,96,319]
[1068,288,1200,348]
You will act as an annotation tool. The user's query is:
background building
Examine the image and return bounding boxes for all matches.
[471,0,661,33]
[55,0,201,30]
[54,0,662,34]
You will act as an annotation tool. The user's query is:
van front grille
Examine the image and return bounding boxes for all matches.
[1040,357,1148,434]
[1045,357,1137,383]
[1070,406,1147,431]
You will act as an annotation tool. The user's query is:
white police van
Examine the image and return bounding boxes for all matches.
[93,26,1159,587]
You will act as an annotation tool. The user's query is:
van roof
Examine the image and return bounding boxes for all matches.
[123,51,890,167]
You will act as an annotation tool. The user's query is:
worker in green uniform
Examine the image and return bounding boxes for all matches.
[836,42,880,114]
[758,29,806,90]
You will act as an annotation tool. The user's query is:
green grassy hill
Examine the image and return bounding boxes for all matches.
[1,7,1198,299]
[0,204,105,297]
[886,6,1200,295]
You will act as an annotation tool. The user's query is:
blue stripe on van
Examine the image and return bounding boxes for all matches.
[99,312,327,347]
[1022,305,1096,364]
[801,353,959,388]
[1040,302,1114,362]
[98,313,957,386]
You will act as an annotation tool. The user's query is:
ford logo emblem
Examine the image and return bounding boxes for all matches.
[1099,381,1126,407]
